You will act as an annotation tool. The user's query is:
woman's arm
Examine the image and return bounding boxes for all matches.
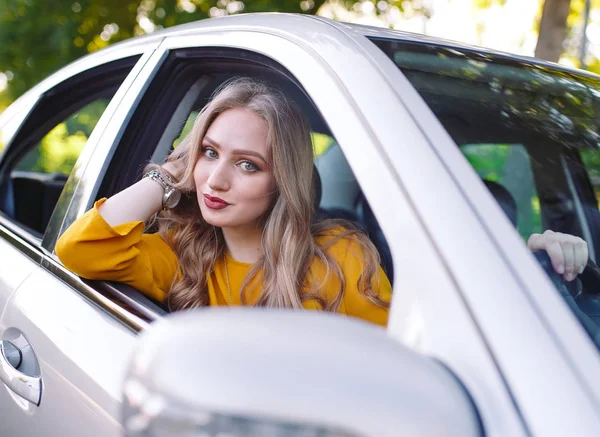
[98,161,182,226]
[56,163,184,301]
[98,177,164,227]
[55,198,179,301]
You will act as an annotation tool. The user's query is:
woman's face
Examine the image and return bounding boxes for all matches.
[193,107,277,230]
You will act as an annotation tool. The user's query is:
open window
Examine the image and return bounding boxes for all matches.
[0,56,140,238]
[94,48,394,316]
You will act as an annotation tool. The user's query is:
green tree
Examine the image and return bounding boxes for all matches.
[0,0,354,106]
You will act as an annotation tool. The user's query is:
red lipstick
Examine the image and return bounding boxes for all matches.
[203,194,229,210]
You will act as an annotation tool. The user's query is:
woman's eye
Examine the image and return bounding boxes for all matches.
[202,147,218,159]
[240,161,258,172]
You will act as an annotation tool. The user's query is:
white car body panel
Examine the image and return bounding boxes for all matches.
[0,268,137,436]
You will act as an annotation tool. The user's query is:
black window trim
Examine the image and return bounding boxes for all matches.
[0,56,140,175]
[0,55,142,241]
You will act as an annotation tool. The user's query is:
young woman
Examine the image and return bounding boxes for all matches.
[57,78,391,325]
[56,78,589,327]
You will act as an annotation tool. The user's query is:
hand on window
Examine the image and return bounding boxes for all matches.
[527,230,589,282]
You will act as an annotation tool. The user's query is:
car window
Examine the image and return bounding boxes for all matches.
[372,37,600,350]
[14,99,110,175]
[101,50,395,308]
[462,143,542,239]
[0,57,140,237]
[579,149,600,209]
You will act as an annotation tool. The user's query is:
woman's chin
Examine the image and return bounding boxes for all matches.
[199,205,232,227]
[201,212,226,227]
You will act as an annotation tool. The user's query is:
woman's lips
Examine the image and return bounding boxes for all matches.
[203,194,229,210]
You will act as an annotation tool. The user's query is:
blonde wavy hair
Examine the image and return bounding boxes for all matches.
[149,77,388,312]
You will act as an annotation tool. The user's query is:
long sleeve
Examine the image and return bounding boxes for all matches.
[55,198,178,302]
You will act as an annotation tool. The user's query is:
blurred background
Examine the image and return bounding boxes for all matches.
[1,0,598,112]
[0,0,595,176]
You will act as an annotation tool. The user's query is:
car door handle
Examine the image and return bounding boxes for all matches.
[0,340,41,406]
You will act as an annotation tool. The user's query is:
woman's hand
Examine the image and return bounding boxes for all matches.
[162,159,186,182]
[527,230,589,282]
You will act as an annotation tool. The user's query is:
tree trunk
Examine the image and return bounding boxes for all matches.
[534,0,572,62]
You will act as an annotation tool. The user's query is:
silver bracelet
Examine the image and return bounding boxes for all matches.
[143,169,170,190]
[143,169,182,210]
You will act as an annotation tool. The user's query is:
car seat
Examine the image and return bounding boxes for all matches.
[11,171,68,235]
[312,143,393,281]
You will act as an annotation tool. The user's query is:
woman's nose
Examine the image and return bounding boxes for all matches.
[207,162,231,191]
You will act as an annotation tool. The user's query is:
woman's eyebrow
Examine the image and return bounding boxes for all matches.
[204,136,268,164]
[203,136,221,149]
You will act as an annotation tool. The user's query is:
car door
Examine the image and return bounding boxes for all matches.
[0,40,163,437]
[0,95,42,324]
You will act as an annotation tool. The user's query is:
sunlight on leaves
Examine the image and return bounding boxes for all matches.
[312,132,334,157]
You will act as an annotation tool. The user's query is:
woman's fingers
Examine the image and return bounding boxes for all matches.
[527,230,589,281]
[528,231,563,273]
[561,241,576,281]
[574,238,589,275]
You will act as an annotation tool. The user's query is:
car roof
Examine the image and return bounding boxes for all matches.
[95,13,598,81]
[348,21,600,79]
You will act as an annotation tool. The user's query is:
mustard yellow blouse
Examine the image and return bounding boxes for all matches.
[56,199,391,326]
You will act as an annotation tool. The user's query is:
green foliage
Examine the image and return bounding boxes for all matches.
[173,111,198,148]
[473,0,507,9]
[462,143,510,183]
[0,1,138,101]
[579,149,600,207]
[312,132,334,157]
[0,0,337,105]
[462,144,542,240]
[15,99,108,175]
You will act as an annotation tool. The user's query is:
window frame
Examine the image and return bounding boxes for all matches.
[48,31,410,326]
[0,42,162,333]
[83,48,358,318]
[0,55,142,240]
[97,48,331,200]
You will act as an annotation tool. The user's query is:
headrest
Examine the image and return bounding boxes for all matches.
[483,180,517,227]
[312,164,322,210]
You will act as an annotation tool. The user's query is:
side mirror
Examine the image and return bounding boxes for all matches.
[122,309,482,437]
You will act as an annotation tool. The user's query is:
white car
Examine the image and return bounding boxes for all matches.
[1,13,600,437]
